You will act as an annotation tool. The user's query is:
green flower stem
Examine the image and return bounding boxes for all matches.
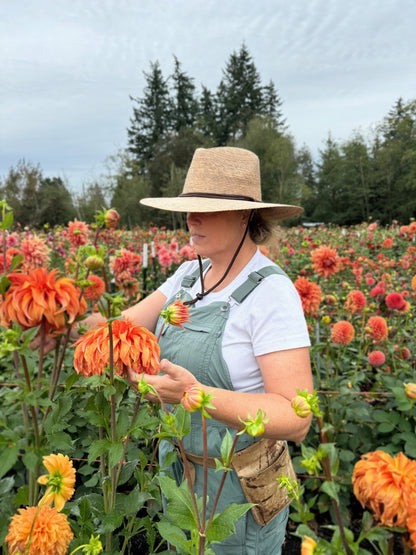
[21,355,40,451]
[199,414,208,555]
[317,416,352,555]
[206,432,240,530]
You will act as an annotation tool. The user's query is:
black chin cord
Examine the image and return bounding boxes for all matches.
[184,211,254,306]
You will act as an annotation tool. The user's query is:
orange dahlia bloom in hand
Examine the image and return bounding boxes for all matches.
[0,268,87,335]
[352,450,416,528]
[311,245,340,278]
[73,317,160,378]
[5,505,73,555]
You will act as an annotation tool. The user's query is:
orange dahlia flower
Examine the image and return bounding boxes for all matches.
[301,535,317,554]
[331,320,355,345]
[407,497,416,550]
[0,268,87,334]
[5,505,73,555]
[83,274,106,301]
[37,453,76,511]
[294,277,322,316]
[73,317,160,378]
[411,275,416,292]
[311,245,340,278]
[344,290,367,314]
[352,450,416,528]
[20,235,51,271]
[365,316,388,343]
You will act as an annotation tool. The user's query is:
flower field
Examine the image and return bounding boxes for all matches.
[0,204,415,554]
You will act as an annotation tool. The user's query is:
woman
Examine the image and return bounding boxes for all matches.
[121,146,313,554]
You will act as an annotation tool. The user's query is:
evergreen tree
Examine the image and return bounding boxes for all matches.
[215,44,264,144]
[261,80,286,132]
[0,159,43,226]
[170,56,199,132]
[127,61,173,167]
[37,177,76,226]
[196,85,218,141]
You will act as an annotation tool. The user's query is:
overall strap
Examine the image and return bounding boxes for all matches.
[180,259,211,289]
[231,265,288,304]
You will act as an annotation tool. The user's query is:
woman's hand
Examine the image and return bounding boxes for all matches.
[126,359,199,405]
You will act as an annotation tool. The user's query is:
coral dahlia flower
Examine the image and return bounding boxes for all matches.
[68,218,89,247]
[20,235,51,271]
[344,290,367,314]
[0,268,87,334]
[311,245,340,278]
[73,317,160,378]
[367,350,386,367]
[37,453,76,511]
[83,274,106,301]
[110,249,142,279]
[5,505,73,555]
[330,320,355,345]
[294,277,322,316]
[352,450,416,528]
[365,316,388,343]
[385,292,406,311]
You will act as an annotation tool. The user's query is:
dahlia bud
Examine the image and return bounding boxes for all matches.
[239,409,269,437]
[104,209,120,229]
[291,395,312,418]
[182,384,211,413]
[160,300,190,328]
[404,383,416,400]
[84,255,104,271]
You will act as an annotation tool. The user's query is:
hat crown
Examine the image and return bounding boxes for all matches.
[182,147,262,201]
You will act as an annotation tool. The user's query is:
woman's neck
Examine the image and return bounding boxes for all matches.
[204,241,257,292]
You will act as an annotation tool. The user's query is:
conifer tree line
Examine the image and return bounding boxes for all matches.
[1,44,415,229]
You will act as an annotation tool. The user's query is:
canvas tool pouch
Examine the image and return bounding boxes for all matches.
[183,438,296,527]
[231,438,296,526]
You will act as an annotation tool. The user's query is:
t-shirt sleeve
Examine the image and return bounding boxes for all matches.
[247,274,311,355]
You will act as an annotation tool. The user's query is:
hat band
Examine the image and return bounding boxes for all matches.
[179,192,256,202]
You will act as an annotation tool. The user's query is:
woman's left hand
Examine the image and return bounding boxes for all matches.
[126,358,199,405]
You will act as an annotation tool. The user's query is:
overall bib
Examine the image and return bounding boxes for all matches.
[156,264,289,554]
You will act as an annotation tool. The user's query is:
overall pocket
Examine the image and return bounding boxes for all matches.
[231,439,296,526]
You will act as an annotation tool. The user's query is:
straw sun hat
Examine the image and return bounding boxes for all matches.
[140,147,303,220]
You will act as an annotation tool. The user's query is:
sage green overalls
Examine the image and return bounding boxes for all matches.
[156,264,289,554]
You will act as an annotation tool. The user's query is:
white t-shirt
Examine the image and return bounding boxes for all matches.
[158,249,310,394]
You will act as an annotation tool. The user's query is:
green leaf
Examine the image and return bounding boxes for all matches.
[109,441,124,469]
[88,439,112,464]
[0,476,15,495]
[174,405,192,438]
[220,430,234,464]
[377,422,395,433]
[0,445,19,479]
[1,210,13,230]
[159,475,199,530]
[206,503,253,543]
[122,488,153,516]
[48,431,73,451]
[22,450,41,473]
[320,480,339,502]
[156,520,190,553]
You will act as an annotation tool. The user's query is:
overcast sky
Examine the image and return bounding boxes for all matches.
[1,0,415,193]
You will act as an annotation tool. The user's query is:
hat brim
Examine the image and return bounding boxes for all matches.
[140,197,303,220]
